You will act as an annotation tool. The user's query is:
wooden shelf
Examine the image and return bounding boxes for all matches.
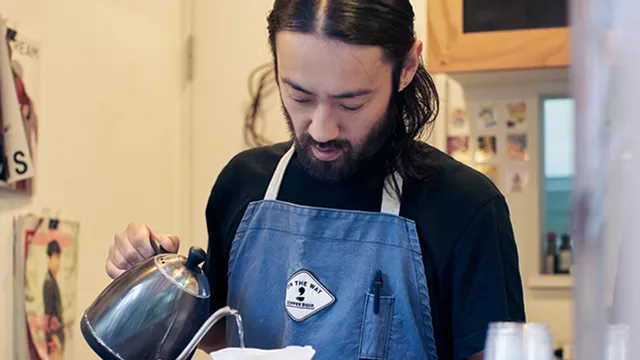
[446,67,570,88]
[528,275,573,290]
[427,0,571,74]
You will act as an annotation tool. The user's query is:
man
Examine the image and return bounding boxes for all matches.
[105,1,525,359]
[43,240,65,358]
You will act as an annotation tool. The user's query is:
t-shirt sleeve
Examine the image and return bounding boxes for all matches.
[450,195,526,359]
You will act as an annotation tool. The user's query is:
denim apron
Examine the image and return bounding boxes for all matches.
[226,145,438,360]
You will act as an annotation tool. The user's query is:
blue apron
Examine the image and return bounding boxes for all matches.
[226,145,438,360]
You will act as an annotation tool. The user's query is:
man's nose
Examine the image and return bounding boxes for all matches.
[307,105,339,143]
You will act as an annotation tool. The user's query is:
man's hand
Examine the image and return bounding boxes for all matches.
[105,222,180,279]
[466,350,484,360]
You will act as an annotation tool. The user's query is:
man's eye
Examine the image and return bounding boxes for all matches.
[293,98,311,104]
[341,104,363,111]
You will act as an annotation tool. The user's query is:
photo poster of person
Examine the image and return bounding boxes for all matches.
[0,22,39,194]
[474,135,497,163]
[506,164,529,194]
[14,214,79,360]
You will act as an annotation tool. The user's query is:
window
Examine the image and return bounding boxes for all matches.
[543,98,575,179]
[541,97,575,273]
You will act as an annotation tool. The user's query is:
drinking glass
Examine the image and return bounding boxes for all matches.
[523,323,554,360]
[606,324,629,360]
[484,322,525,360]
[484,322,553,360]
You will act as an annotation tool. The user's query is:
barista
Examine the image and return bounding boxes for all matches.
[104,1,525,359]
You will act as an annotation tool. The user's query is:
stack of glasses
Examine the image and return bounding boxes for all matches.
[483,322,554,360]
[483,322,629,360]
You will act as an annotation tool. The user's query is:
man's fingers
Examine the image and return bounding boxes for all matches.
[126,223,156,259]
[105,246,127,279]
[106,223,179,280]
[106,261,126,279]
[114,231,145,266]
[109,242,131,270]
[156,234,180,253]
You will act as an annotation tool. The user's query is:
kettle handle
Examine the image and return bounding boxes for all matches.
[149,237,169,255]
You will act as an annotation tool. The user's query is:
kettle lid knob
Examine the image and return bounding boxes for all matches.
[185,246,207,271]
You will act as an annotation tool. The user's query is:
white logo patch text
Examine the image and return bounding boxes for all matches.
[285,270,335,322]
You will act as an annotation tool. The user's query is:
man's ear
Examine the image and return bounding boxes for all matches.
[398,40,423,92]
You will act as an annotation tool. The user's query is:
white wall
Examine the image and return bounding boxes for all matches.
[188,0,287,253]
[0,1,190,359]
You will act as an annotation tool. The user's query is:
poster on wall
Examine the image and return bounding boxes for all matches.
[13,214,80,360]
[475,135,497,162]
[506,101,527,128]
[477,104,497,129]
[0,22,39,195]
[506,164,529,194]
[447,107,469,134]
[475,164,500,187]
[507,134,529,161]
[446,136,470,162]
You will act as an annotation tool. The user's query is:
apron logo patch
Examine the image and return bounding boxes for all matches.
[285,270,335,322]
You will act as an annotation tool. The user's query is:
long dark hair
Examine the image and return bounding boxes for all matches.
[245,0,440,193]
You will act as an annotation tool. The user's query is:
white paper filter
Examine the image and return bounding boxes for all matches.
[210,346,316,360]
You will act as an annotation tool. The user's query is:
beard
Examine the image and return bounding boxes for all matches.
[282,101,397,182]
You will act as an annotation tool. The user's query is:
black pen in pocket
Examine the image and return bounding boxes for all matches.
[371,269,383,314]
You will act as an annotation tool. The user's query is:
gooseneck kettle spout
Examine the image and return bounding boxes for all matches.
[175,306,245,360]
[81,240,244,360]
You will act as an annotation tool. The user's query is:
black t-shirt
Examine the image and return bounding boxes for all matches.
[43,269,65,353]
[203,141,525,360]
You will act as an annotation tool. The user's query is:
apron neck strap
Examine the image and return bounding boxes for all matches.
[264,143,402,216]
[380,172,402,216]
[264,144,296,201]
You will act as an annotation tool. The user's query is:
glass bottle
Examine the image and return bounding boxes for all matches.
[544,232,558,274]
[557,234,572,274]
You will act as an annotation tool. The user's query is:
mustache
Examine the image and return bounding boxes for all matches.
[299,133,351,150]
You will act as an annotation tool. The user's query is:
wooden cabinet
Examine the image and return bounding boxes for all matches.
[427,0,571,74]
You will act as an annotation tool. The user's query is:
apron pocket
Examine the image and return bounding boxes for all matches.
[358,293,394,360]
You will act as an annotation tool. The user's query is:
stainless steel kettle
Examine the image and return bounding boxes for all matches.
[80,240,242,360]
